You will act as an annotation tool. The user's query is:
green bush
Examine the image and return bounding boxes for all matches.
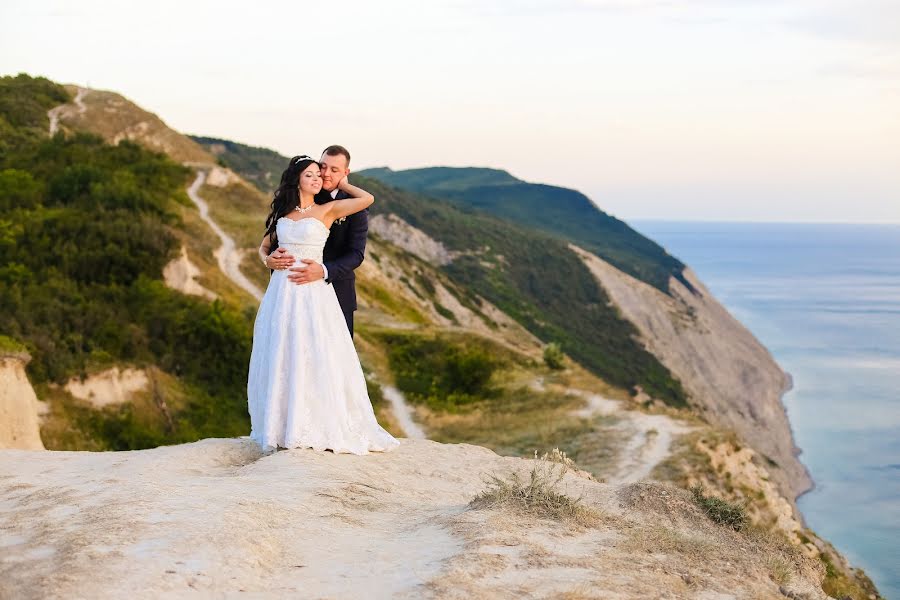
[0,169,42,211]
[433,301,457,322]
[0,72,70,154]
[378,332,500,411]
[365,377,386,409]
[543,342,565,370]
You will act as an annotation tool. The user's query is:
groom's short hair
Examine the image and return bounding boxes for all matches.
[322,145,351,166]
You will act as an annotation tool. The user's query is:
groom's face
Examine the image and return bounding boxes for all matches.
[319,153,350,192]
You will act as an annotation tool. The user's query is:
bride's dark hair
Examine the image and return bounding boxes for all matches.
[263,155,320,251]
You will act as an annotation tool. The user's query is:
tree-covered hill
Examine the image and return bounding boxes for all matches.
[358,166,695,296]
[0,73,253,449]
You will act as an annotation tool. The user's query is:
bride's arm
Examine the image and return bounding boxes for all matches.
[257,235,272,266]
[323,178,374,221]
[258,234,294,270]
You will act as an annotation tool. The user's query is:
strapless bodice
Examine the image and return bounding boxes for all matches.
[275,217,330,262]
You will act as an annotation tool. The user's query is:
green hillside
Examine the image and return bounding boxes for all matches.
[361,177,688,407]
[358,166,695,296]
[185,136,688,406]
[190,135,286,194]
[0,74,254,449]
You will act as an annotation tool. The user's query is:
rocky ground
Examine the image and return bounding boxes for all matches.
[0,437,827,600]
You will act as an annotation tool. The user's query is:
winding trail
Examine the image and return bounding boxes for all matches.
[607,410,692,484]
[44,86,420,440]
[563,386,692,484]
[48,86,87,136]
[382,385,426,440]
[185,170,263,301]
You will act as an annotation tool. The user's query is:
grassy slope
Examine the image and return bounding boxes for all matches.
[361,175,689,407]
[47,83,263,314]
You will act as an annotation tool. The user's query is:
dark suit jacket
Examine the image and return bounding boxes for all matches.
[314,188,368,314]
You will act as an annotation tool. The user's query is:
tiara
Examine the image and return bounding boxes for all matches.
[291,155,315,165]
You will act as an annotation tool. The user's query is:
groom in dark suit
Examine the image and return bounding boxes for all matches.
[286,145,366,337]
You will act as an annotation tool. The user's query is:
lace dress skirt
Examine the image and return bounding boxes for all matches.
[246,238,400,454]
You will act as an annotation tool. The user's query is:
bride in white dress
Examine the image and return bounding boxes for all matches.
[246,155,400,455]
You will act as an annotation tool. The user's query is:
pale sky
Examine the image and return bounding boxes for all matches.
[2,0,898,222]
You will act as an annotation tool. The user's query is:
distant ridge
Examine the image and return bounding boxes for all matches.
[358,166,696,296]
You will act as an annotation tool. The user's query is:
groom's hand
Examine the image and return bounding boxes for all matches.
[288,259,325,285]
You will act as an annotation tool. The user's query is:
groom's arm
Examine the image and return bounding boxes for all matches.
[323,208,368,283]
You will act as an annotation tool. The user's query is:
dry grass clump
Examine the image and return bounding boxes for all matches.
[766,555,793,585]
[534,447,577,469]
[690,483,749,531]
[621,522,719,558]
[469,454,602,527]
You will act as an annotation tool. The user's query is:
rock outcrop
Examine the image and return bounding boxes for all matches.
[162,246,218,301]
[369,213,459,266]
[0,355,45,450]
[62,366,151,409]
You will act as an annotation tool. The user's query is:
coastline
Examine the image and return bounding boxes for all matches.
[630,218,897,599]
[780,368,816,525]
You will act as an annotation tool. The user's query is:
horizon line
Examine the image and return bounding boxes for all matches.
[623,217,900,226]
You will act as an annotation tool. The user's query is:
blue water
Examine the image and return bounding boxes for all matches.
[630,220,900,599]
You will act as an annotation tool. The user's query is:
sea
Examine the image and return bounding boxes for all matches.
[629,220,900,599]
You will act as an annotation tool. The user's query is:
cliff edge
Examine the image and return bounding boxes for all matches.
[0,438,828,600]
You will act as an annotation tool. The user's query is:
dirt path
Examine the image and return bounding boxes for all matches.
[564,387,692,485]
[382,385,426,440]
[185,170,263,301]
[607,410,691,484]
[48,86,87,136]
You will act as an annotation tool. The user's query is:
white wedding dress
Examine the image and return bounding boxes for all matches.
[246,216,400,454]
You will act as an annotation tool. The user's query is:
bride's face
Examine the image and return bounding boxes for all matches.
[299,164,323,195]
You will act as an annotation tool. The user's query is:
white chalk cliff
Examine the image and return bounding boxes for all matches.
[571,245,812,504]
[0,356,45,451]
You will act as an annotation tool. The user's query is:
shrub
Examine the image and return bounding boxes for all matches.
[690,483,749,531]
[470,459,600,526]
[379,332,501,410]
[543,342,565,370]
